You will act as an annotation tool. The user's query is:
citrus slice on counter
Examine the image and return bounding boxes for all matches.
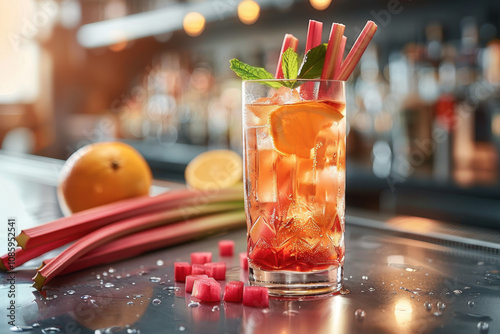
[269,100,345,158]
[185,150,243,191]
[58,142,152,215]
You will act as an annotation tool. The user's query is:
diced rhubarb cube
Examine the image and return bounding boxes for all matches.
[242,286,269,308]
[205,262,226,280]
[219,240,234,256]
[239,252,248,269]
[174,262,191,282]
[223,281,244,302]
[192,278,221,302]
[191,264,207,275]
[191,252,212,265]
[185,274,209,293]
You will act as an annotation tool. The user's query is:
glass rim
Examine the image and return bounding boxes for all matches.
[243,79,346,83]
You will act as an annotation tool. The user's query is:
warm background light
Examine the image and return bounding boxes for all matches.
[183,12,206,37]
[238,0,260,25]
[309,0,332,10]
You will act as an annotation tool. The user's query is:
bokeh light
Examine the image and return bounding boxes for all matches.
[183,12,206,37]
[238,0,260,25]
[309,0,332,10]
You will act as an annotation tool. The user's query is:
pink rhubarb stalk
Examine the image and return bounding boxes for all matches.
[32,204,244,290]
[333,36,347,80]
[321,23,346,80]
[1,235,80,271]
[16,187,243,251]
[337,21,378,81]
[275,34,299,79]
[305,20,323,54]
[301,20,324,99]
[42,210,245,277]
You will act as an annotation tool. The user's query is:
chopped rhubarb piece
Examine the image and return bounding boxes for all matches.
[205,262,226,280]
[223,281,244,302]
[32,209,245,290]
[337,20,378,81]
[321,23,346,80]
[191,252,212,265]
[174,262,192,282]
[192,278,221,302]
[275,34,299,79]
[218,240,234,256]
[239,252,248,269]
[192,264,207,275]
[185,274,209,293]
[243,286,269,308]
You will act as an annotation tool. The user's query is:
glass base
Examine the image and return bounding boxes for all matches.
[248,264,343,297]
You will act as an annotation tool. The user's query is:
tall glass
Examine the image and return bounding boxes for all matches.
[242,79,346,296]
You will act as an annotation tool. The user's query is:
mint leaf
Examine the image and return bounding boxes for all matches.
[298,43,327,79]
[229,59,282,88]
[282,48,299,83]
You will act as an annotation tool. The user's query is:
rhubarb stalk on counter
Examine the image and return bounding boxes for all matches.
[32,202,244,290]
[16,187,243,251]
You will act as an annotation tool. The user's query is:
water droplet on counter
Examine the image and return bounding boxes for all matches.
[212,306,220,312]
[96,274,101,279]
[433,312,442,317]
[477,321,489,333]
[464,286,471,290]
[133,294,144,298]
[32,324,40,328]
[152,299,161,306]
[156,260,164,266]
[163,286,180,291]
[437,302,446,310]
[368,288,375,292]
[283,310,299,316]
[468,301,475,308]
[354,309,366,321]
[149,277,161,283]
[424,301,432,311]
[188,301,200,308]
[102,272,108,277]
[177,325,186,332]
[41,328,61,334]
[108,267,116,273]
[104,283,115,288]
[81,295,91,301]
[10,326,34,332]
[126,329,140,334]
[454,290,463,295]
[127,301,134,305]
[389,263,423,272]
[477,262,484,266]
[362,276,368,280]
[66,290,75,295]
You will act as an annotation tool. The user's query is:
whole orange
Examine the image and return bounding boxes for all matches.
[58,142,152,215]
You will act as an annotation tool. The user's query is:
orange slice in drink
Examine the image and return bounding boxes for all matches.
[269,101,345,158]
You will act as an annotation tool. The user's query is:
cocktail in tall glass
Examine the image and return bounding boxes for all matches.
[243,79,346,296]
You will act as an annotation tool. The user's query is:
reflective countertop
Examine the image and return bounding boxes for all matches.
[1,152,500,334]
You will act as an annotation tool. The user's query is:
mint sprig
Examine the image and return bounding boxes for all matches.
[298,44,327,79]
[229,44,327,88]
[282,48,299,86]
[229,59,282,88]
